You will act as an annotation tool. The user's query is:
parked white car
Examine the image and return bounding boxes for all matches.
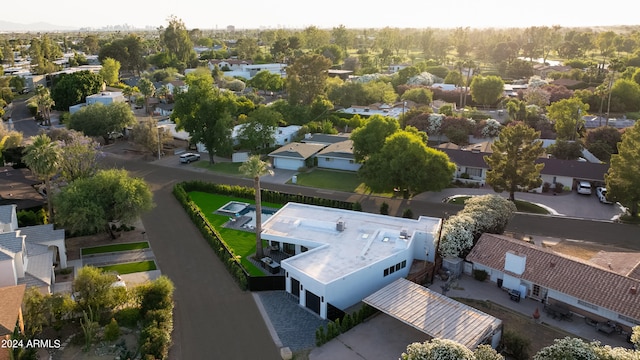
[179,152,201,164]
[596,187,613,204]
[576,181,592,195]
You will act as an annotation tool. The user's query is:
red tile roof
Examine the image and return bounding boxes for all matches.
[466,234,640,321]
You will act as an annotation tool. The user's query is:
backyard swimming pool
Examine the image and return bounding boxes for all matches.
[217,201,250,216]
[217,201,278,230]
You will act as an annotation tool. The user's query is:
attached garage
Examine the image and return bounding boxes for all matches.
[363,278,503,349]
[268,142,325,170]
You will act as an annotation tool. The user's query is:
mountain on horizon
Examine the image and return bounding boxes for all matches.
[0,20,77,32]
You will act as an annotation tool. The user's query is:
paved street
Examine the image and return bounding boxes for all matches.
[96,149,640,359]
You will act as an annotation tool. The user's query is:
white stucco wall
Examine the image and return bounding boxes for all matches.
[0,259,17,287]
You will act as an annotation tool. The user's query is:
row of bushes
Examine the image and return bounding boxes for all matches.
[315,304,379,346]
[137,276,175,360]
[179,180,357,211]
[173,182,249,290]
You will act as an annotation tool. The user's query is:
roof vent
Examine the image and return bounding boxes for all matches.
[631,286,637,295]
[549,262,555,268]
[400,229,408,239]
[336,220,345,232]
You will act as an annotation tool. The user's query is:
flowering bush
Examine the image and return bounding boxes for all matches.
[439,214,476,258]
[407,72,442,86]
[481,119,502,138]
[533,337,598,360]
[401,338,474,360]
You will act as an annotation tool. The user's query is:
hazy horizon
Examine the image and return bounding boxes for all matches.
[2,0,639,31]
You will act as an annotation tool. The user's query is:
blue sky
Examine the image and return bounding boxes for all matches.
[5,0,638,30]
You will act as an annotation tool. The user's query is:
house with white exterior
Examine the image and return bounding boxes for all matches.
[70,91,126,114]
[268,142,325,170]
[166,80,188,95]
[314,140,360,172]
[338,103,407,119]
[0,205,67,294]
[466,233,640,329]
[261,203,442,319]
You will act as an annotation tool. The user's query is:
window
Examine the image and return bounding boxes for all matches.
[389,266,395,274]
[466,167,482,178]
[384,268,389,277]
[395,263,401,271]
[325,157,332,162]
[618,314,640,325]
[577,299,598,310]
[532,284,540,297]
[401,260,406,268]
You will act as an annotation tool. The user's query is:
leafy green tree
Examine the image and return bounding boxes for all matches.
[171,71,236,163]
[547,98,589,140]
[34,84,55,126]
[247,70,284,94]
[332,24,352,52]
[99,57,121,86]
[48,128,101,182]
[50,70,103,111]
[73,266,121,320]
[470,75,505,108]
[484,123,545,201]
[238,106,283,153]
[610,78,640,113]
[23,134,60,222]
[68,102,136,143]
[350,115,399,162]
[547,139,583,160]
[53,169,154,237]
[239,156,273,259]
[98,35,146,75]
[22,287,50,337]
[286,53,332,106]
[358,130,455,196]
[160,16,196,70]
[605,120,640,217]
[137,275,175,316]
[401,87,433,105]
[137,78,156,115]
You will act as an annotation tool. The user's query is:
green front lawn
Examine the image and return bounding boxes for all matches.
[290,169,362,192]
[188,191,282,276]
[82,241,150,255]
[445,195,550,214]
[99,260,157,274]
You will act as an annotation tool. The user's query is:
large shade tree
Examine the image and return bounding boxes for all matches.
[547,97,589,140]
[171,71,236,163]
[53,169,154,237]
[358,130,455,197]
[350,115,400,162]
[23,134,61,222]
[47,128,102,182]
[239,155,273,259]
[50,70,103,111]
[286,53,332,106]
[484,123,545,201]
[68,102,136,143]
[605,120,640,217]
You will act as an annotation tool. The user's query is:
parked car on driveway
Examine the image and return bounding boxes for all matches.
[179,152,201,164]
[596,186,613,204]
[576,181,592,195]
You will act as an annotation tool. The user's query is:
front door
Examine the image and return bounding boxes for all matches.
[291,278,300,297]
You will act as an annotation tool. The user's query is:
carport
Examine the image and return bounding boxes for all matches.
[363,278,503,349]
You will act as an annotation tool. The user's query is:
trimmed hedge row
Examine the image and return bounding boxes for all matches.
[173,182,250,290]
[172,180,359,290]
[315,304,378,346]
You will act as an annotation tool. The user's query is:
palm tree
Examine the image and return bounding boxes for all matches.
[23,134,61,222]
[35,85,55,126]
[239,155,274,259]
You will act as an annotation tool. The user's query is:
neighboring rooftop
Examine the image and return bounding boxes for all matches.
[316,140,355,159]
[268,142,325,159]
[262,203,441,284]
[364,278,502,349]
[0,284,26,336]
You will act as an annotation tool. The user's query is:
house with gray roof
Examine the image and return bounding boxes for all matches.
[268,142,325,170]
[0,205,67,294]
[315,140,360,172]
[466,233,640,330]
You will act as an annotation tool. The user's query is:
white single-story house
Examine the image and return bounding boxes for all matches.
[208,59,286,80]
[274,125,302,145]
[466,234,640,329]
[268,142,325,170]
[261,203,442,319]
[338,103,407,119]
[69,91,125,114]
[364,278,502,349]
[0,205,67,294]
[166,80,188,94]
[315,140,360,172]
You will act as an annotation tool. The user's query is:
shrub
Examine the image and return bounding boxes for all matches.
[501,330,530,360]
[114,307,140,328]
[554,182,564,193]
[402,208,414,219]
[472,269,489,281]
[542,182,551,193]
[379,202,389,215]
[103,318,121,342]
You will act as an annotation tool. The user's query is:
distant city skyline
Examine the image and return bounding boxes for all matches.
[3,0,639,31]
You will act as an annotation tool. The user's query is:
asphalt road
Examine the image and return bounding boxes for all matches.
[8,98,41,138]
[100,151,640,359]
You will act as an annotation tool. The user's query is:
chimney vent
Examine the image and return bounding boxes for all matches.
[631,286,637,295]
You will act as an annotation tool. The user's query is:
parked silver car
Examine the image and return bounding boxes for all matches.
[179,152,201,164]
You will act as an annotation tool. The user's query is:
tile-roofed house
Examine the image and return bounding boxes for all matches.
[467,234,640,327]
[268,142,325,170]
[0,284,26,336]
[0,205,66,294]
[315,140,360,172]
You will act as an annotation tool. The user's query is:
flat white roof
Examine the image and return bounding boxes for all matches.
[261,203,440,284]
[364,278,502,349]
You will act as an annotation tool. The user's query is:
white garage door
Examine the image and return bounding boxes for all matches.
[274,157,303,170]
